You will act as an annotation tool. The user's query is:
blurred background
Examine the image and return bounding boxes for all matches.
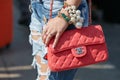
[0,0,120,80]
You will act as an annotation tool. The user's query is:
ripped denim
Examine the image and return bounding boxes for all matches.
[29,14,78,80]
[29,0,88,80]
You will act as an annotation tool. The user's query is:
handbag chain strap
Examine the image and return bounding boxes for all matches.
[50,0,92,25]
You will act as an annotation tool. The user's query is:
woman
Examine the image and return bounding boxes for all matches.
[29,0,89,80]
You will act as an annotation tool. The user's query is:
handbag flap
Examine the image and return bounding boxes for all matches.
[48,25,105,54]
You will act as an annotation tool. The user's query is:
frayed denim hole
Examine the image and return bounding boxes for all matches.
[35,54,50,80]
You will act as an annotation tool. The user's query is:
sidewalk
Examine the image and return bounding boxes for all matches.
[0,2,120,80]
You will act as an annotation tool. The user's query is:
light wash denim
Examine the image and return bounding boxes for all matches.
[29,0,89,80]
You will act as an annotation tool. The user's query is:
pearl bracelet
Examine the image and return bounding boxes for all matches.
[63,3,84,29]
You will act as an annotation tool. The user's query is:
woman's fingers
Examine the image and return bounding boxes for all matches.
[42,33,47,44]
[45,33,53,45]
[42,27,56,45]
[52,32,62,48]
[42,25,49,43]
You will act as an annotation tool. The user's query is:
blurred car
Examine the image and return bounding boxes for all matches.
[0,0,13,48]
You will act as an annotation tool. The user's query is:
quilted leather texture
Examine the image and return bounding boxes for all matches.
[47,25,109,72]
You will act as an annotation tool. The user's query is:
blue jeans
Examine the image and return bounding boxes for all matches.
[29,0,88,80]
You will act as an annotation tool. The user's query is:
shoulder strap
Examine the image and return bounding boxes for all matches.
[50,0,54,19]
[50,0,92,25]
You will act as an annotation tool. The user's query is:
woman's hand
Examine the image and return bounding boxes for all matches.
[42,16,69,48]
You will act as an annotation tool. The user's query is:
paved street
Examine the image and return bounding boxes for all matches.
[0,1,120,80]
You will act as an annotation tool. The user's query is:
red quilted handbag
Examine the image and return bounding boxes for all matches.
[47,25,108,72]
[46,0,109,72]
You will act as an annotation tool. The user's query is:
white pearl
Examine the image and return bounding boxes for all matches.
[71,6,76,10]
[76,10,81,15]
[76,16,81,21]
[73,14,77,17]
[69,10,72,14]
[70,14,73,17]
[75,22,82,29]
[71,17,76,23]
[72,10,76,13]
